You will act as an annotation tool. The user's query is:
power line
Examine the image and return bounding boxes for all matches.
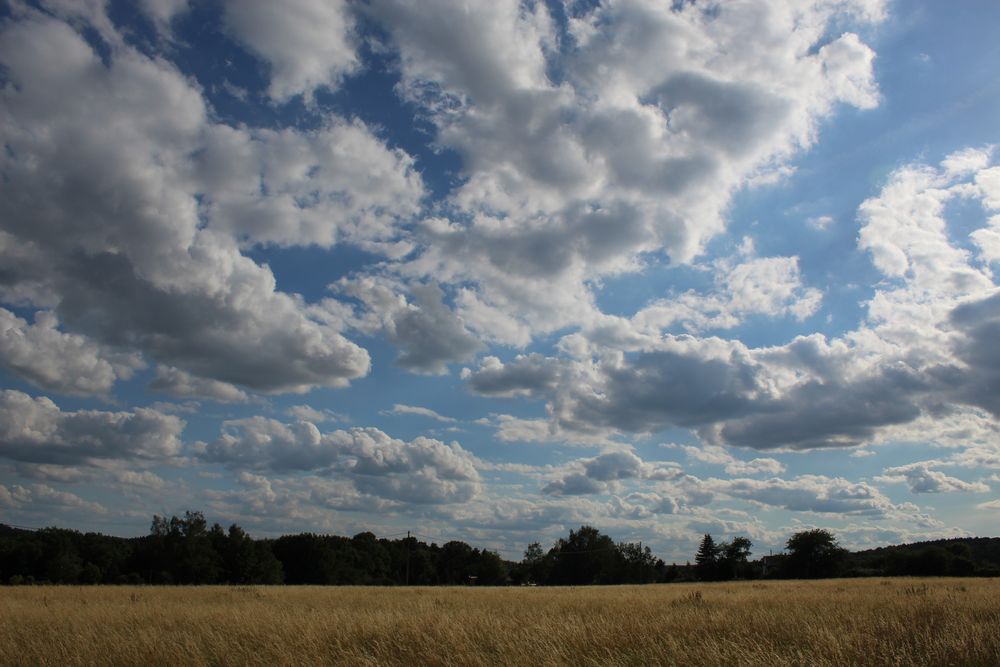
[410,532,523,558]
[2,523,41,531]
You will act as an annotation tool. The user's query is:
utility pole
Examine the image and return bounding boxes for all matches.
[405,530,411,586]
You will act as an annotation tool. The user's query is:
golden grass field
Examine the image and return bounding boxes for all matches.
[2,578,998,666]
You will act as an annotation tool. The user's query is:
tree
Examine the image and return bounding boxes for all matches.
[695,534,720,581]
[718,536,752,580]
[785,529,847,579]
[547,526,623,585]
[473,549,507,585]
[618,541,660,584]
[521,542,548,584]
[437,541,475,585]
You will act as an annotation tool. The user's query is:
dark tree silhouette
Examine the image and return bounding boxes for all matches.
[547,526,623,585]
[785,529,847,578]
[695,534,719,581]
[719,536,752,580]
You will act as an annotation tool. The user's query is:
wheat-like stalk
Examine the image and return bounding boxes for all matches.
[1,578,998,666]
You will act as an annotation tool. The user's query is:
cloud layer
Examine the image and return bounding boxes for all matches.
[0,1,997,557]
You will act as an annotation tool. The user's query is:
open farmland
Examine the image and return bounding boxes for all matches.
[2,578,999,666]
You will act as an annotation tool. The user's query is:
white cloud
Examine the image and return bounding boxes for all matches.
[464,150,1000,456]
[365,0,885,342]
[858,164,990,294]
[386,404,457,423]
[206,471,392,524]
[198,120,424,251]
[463,354,565,398]
[0,482,106,514]
[634,253,822,333]
[6,0,999,545]
[0,390,184,467]
[0,308,144,396]
[807,214,835,230]
[942,146,993,177]
[541,450,686,498]
[338,278,480,374]
[111,469,169,490]
[541,473,605,496]
[876,461,990,494]
[137,0,189,38]
[199,417,481,504]
[286,405,346,424]
[149,366,248,403]
[491,415,557,444]
[0,10,418,394]
[682,444,785,476]
[0,483,29,509]
[583,451,645,481]
[718,474,900,517]
[223,0,359,101]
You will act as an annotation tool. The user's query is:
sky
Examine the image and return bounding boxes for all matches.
[1,0,999,563]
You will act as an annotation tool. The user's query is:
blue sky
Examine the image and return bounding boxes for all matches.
[1,0,999,562]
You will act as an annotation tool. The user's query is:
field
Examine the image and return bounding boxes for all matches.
[2,578,999,666]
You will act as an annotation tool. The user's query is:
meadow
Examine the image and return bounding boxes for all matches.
[2,578,998,666]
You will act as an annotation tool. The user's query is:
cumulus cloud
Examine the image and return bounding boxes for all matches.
[357,0,887,343]
[489,415,559,444]
[541,450,685,497]
[339,279,481,374]
[457,149,1000,457]
[463,354,565,398]
[682,444,785,476]
[199,417,481,504]
[719,475,899,517]
[0,390,184,466]
[0,9,435,394]
[0,308,143,396]
[466,340,764,440]
[0,482,106,514]
[206,471,394,525]
[149,366,248,403]
[634,252,822,334]
[197,119,424,250]
[583,451,645,481]
[223,0,359,101]
[949,291,1000,416]
[137,0,189,38]
[555,343,764,434]
[535,450,917,526]
[876,462,989,494]
[285,405,346,424]
[5,1,997,544]
[541,473,605,497]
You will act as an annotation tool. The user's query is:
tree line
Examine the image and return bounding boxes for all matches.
[692,529,848,581]
[0,512,508,586]
[690,529,1000,581]
[2,514,998,585]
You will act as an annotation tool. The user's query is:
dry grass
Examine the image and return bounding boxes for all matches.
[2,578,998,666]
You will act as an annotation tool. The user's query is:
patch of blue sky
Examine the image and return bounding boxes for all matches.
[592,261,714,318]
[244,243,381,303]
[780,440,939,480]
[850,2,1000,166]
[944,195,996,260]
[316,28,465,200]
